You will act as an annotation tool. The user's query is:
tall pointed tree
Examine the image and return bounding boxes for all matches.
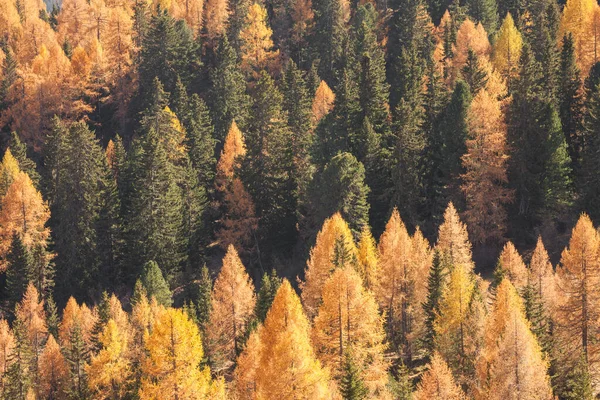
[414,352,464,400]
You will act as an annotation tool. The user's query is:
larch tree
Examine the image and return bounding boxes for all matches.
[0,148,21,198]
[0,319,14,397]
[215,121,258,253]
[206,245,256,374]
[312,266,388,396]
[300,213,358,319]
[239,3,278,76]
[312,80,336,125]
[555,214,600,378]
[204,0,229,40]
[559,0,598,76]
[357,226,379,292]
[139,308,214,400]
[0,172,50,271]
[528,236,557,314]
[414,352,464,400]
[254,280,332,399]
[86,319,131,399]
[375,209,416,360]
[491,13,523,92]
[38,334,69,399]
[451,19,491,85]
[474,279,553,400]
[461,88,512,245]
[436,202,474,269]
[497,241,528,291]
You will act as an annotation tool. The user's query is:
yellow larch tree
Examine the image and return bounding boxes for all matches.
[497,241,528,290]
[57,0,93,47]
[239,3,279,75]
[232,327,262,399]
[0,319,14,395]
[436,202,474,269]
[357,225,380,291]
[204,0,229,41]
[414,352,464,400]
[15,283,47,387]
[411,227,433,341]
[474,279,553,400]
[312,266,388,396]
[434,260,484,384]
[0,148,21,198]
[300,212,357,319]
[215,122,258,253]
[171,0,204,34]
[254,280,332,399]
[375,209,416,358]
[87,319,131,398]
[206,245,256,374]
[139,308,213,400]
[529,236,557,314]
[38,334,69,399]
[491,13,523,91]
[559,0,598,76]
[451,19,491,84]
[555,214,600,375]
[312,80,335,125]
[461,88,512,246]
[0,172,50,270]
[58,297,97,354]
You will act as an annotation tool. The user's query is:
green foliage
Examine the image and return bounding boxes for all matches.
[5,318,32,400]
[255,269,281,322]
[388,363,413,400]
[465,0,498,35]
[339,351,368,400]
[421,250,447,358]
[522,284,553,357]
[5,234,33,312]
[307,152,370,237]
[312,0,348,85]
[561,354,594,400]
[9,131,39,187]
[45,296,59,338]
[196,264,212,327]
[461,49,488,95]
[137,261,172,307]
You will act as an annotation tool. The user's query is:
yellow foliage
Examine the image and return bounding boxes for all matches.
[232,327,262,399]
[357,226,380,291]
[312,267,388,396]
[87,319,131,398]
[206,245,256,373]
[492,13,523,87]
[0,172,50,271]
[451,19,491,84]
[529,236,557,316]
[255,280,332,399]
[0,148,21,198]
[312,80,335,124]
[0,319,15,378]
[498,241,527,290]
[216,121,246,184]
[140,308,212,399]
[474,280,553,400]
[39,335,69,399]
[16,284,47,355]
[240,3,279,74]
[71,46,93,77]
[414,352,464,400]
[559,0,599,75]
[300,212,357,318]
[436,203,474,269]
[204,0,229,40]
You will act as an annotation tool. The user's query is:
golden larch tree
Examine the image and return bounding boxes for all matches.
[414,352,465,400]
[559,0,598,75]
[357,225,379,291]
[411,227,433,341]
[491,13,523,90]
[312,80,335,125]
[38,335,69,399]
[461,88,512,246]
[474,279,553,400]
[434,261,484,384]
[0,319,14,395]
[497,241,528,290]
[375,209,416,358]
[451,19,491,84]
[206,245,256,374]
[555,214,600,374]
[239,3,279,75]
[254,280,332,399]
[203,0,229,40]
[0,148,21,198]
[529,236,557,315]
[0,172,50,270]
[436,202,474,269]
[57,0,92,47]
[215,122,258,253]
[139,308,214,400]
[232,327,262,399]
[16,283,47,384]
[87,319,131,398]
[300,212,357,318]
[312,266,388,396]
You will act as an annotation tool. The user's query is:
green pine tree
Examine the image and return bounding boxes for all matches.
[64,324,90,399]
[339,351,369,400]
[388,363,413,400]
[196,265,212,328]
[5,234,33,312]
[45,296,59,338]
[461,49,488,95]
[90,292,111,353]
[465,0,498,35]
[210,35,250,142]
[307,152,370,237]
[522,284,553,357]
[137,260,172,307]
[311,0,348,86]
[421,250,447,358]
[255,269,281,322]
[561,354,594,400]
[581,79,600,222]
[4,318,32,400]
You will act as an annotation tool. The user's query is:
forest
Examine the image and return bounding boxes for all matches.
[0,0,600,396]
